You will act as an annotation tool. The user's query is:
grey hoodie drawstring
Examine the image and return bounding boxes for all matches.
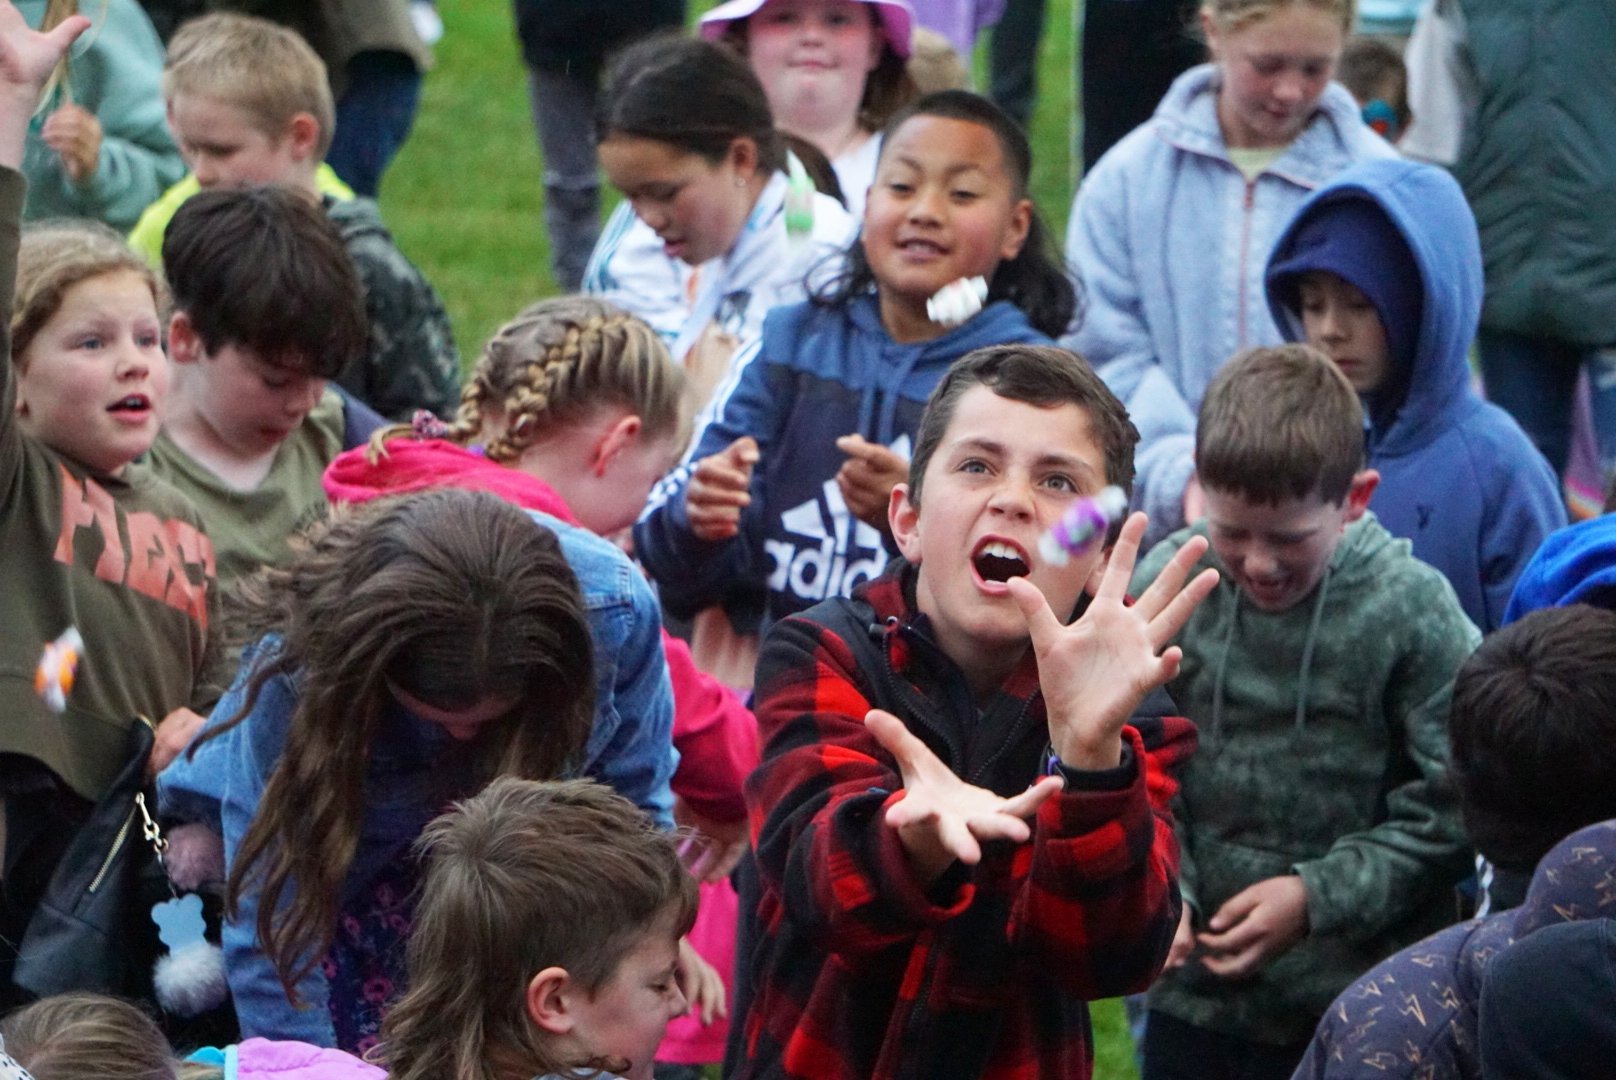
[1209,563,1335,739]
[1294,565,1333,730]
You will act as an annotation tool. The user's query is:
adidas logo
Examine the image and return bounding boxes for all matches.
[767,478,891,604]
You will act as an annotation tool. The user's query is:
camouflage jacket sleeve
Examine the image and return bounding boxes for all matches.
[338,205,461,421]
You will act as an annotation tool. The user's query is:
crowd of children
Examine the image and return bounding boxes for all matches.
[3,2,1616,1080]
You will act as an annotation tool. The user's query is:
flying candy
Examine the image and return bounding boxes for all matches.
[1038,487,1129,566]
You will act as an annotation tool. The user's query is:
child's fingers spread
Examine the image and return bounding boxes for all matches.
[965,812,1032,846]
[1094,512,1149,600]
[1000,773,1063,819]
[1147,568,1219,650]
[1005,576,1063,649]
[865,709,951,787]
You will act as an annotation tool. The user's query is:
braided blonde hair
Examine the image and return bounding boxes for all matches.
[374,298,685,464]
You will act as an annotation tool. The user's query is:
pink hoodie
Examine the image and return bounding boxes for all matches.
[322,438,758,824]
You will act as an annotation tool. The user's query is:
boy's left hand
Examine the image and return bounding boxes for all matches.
[1195,875,1309,979]
[1007,511,1217,769]
[41,102,100,182]
[0,3,89,169]
[147,706,206,780]
[867,708,1063,884]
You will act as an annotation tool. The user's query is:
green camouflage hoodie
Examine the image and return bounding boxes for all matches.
[1132,514,1479,1045]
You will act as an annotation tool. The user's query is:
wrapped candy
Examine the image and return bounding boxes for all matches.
[35,626,83,713]
[926,275,988,327]
[1038,487,1128,567]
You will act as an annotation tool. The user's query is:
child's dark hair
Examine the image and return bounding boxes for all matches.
[909,344,1137,503]
[162,186,368,378]
[597,34,785,176]
[378,778,698,1080]
[0,993,177,1080]
[211,489,596,998]
[813,90,1078,338]
[1197,344,1364,505]
[1448,604,1616,876]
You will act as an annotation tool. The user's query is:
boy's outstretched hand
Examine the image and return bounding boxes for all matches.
[0,2,88,169]
[1007,511,1217,770]
[867,708,1064,885]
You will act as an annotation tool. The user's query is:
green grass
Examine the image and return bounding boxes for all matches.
[380,4,1137,1076]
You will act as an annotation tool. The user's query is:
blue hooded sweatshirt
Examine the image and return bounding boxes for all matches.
[635,293,1051,632]
[1266,158,1565,632]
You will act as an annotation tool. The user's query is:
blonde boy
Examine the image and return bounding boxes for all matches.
[1132,344,1478,1080]
[130,12,459,421]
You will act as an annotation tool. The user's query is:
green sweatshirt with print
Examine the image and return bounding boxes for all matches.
[0,167,215,804]
[1131,514,1479,1046]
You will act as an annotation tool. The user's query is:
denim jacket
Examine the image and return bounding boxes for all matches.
[158,511,676,1045]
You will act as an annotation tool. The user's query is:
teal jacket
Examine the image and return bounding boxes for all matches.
[1452,0,1616,346]
[19,0,185,232]
[1133,515,1479,1045]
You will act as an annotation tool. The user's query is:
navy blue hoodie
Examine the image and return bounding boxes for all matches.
[1266,159,1565,632]
[636,293,1051,631]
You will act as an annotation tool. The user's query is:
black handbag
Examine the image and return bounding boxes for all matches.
[12,718,169,998]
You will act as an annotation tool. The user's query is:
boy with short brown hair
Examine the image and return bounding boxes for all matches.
[1132,343,1479,1080]
[734,343,1217,1080]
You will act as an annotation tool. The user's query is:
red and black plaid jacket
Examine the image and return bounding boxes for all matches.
[732,562,1197,1080]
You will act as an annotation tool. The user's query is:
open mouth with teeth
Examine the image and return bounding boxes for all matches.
[107,394,151,414]
[973,540,1030,584]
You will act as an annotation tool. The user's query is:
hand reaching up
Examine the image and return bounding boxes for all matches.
[866,708,1064,884]
[0,2,88,169]
[1006,511,1217,769]
[685,435,758,541]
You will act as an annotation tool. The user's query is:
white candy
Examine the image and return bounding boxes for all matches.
[926,276,988,327]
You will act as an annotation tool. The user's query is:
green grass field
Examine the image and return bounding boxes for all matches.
[380,3,1140,1075]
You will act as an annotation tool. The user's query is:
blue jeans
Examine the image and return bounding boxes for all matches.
[328,50,424,198]
[1478,328,1616,482]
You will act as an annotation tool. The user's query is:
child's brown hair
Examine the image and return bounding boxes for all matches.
[1196,343,1365,505]
[162,12,335,157]
[211,490,597,999]
[377,778,698,1080]
[908,344,1139,505]
[11,220,165,369]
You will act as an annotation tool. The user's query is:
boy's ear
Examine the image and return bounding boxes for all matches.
[728,136,760,182]
[525,966,578,1035]
[167,312,202,365]
[999,197,1033,263]
[592,413,643,477]
[1343,468,1380,523]
[285,112,321,163]
[889,482,923,565]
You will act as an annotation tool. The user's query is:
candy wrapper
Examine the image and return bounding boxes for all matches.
[1038,487,1128,566]
[35,626,83,713]
[926,276,988,327]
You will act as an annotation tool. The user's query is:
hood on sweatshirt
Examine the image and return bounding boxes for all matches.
[1265,158,1483,458]
[321,437,579,524]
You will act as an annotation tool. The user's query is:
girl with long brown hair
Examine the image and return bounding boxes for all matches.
[158,489,602,1052]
